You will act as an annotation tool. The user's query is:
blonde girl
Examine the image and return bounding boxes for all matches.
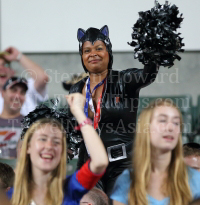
[111,99,200,205]
[7,93,108,205]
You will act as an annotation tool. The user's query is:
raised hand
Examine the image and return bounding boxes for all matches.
[66,93,85,118]
[3,47,20,62]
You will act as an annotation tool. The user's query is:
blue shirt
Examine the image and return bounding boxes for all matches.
[110,167,200,205]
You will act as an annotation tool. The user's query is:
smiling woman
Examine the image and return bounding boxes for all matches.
[27,121,64,173]
[69,25,159,197]
[10,118,67,205]
[6,93,108,205]
[82,41,109,74]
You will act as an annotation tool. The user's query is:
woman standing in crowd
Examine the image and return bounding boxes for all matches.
[69,25,159,196]
[111,99,200,205]
[7,93,108,205]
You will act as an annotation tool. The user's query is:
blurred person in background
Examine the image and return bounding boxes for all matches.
[80,187,109,205]
[0,162,15,192]
[183,143,200,172]
[0,47,49,115]
[0,77,27,159]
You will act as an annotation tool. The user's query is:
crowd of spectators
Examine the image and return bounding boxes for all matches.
[0,37,200,204]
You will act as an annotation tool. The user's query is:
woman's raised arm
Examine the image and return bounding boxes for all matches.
[66,93,108,174]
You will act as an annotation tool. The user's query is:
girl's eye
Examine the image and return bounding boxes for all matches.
[173,122,180,126]
[39,138,46,141]
[97,47,103,51]
[54,141,61,145]
[159,120,166,123]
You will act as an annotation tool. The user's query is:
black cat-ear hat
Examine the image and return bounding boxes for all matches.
[77,25,113,72]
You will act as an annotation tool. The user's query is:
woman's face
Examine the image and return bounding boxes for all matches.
[27,123,63,173]
[150,105,181,152]
[82,40,109,74]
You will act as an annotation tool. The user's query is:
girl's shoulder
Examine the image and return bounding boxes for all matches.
[112,168,131,187]
[118,169,131,181]
[188,167,200,182]
[110,169,131,205]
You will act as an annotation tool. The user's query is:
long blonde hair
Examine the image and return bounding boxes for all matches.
[12,118,67,205]
[129,99,191,205]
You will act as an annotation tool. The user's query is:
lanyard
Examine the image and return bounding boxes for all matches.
[84,77,106,129]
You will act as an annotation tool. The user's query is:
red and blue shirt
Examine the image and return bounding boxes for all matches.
[7,160,104,205]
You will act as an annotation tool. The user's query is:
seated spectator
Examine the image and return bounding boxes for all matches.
[0,162,15,192]
[183,143,200,172]
[0,47,49,115]
[0,77,27,159]
[111,99,200,205]
[80,187,109,205]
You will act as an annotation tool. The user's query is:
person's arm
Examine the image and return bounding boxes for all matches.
[121,62,159,93]
[76,142,88,170]
[3,47,49,94]
[66,93,108,174]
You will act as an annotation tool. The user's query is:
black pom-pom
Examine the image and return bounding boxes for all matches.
[128,1,184,68]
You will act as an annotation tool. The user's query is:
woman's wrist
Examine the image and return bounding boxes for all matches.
[75,118,93,130]
[73,110,87,124]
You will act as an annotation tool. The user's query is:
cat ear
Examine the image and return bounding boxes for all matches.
[77,28,86,41]
[100,25,109,37]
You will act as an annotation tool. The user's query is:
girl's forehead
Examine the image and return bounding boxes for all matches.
[34,124,63,137]
[152,106,180,118]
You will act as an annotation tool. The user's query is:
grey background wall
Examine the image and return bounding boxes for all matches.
[12,51,200,105]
